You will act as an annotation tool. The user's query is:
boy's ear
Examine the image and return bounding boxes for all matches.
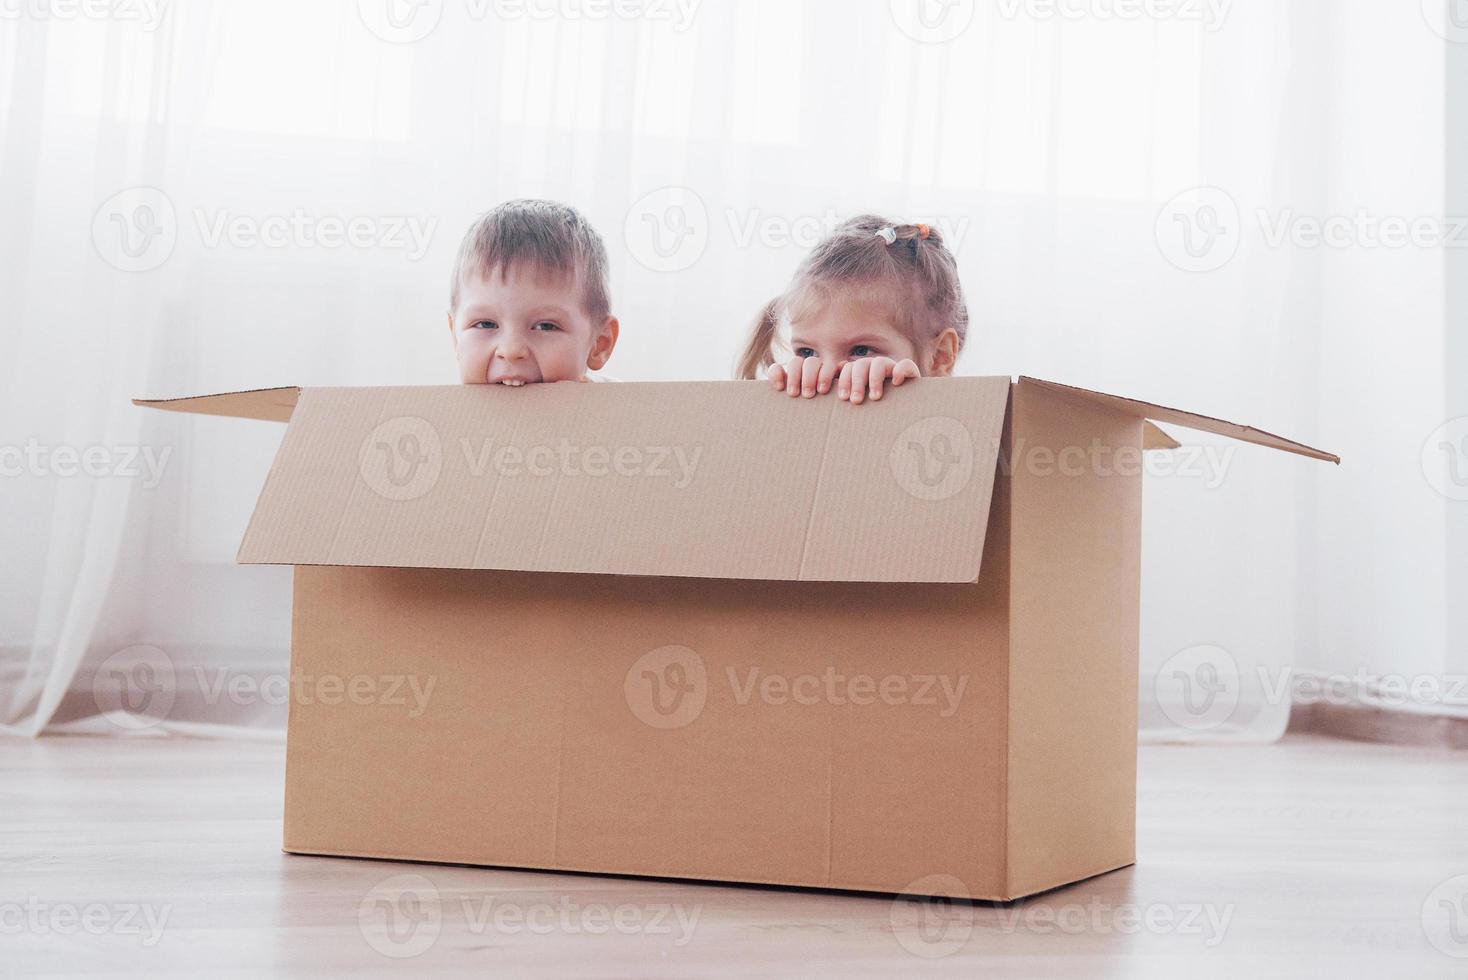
[587,315,619,372]
[928,328,960,377]
[446,311,458,351]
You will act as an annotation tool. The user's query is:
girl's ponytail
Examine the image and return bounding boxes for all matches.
[735,297,781,380]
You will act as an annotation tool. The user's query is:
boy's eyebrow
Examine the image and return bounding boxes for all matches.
[459,304,580,322]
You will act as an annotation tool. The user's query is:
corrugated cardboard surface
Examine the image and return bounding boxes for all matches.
[1020,376,1339,463]
[1005,381,1142,896]
[285,561,1012,897]
[130,376,1338,899]
[239,379,1011,583]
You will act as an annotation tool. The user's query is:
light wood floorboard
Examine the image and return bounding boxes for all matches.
[2,734,1466,977]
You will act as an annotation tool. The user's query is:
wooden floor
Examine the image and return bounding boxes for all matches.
[2,734,1466,977]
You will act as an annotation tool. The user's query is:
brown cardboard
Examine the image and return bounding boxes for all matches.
[138,376,1335,900]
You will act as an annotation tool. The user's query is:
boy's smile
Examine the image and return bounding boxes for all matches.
[449,268,617,385]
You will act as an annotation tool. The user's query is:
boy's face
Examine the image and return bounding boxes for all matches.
[449,267,617,385]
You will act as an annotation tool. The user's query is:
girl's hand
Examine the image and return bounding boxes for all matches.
[768,355,840,398]
[837,356,920,404]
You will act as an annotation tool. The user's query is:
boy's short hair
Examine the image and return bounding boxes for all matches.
[449,199,611,322]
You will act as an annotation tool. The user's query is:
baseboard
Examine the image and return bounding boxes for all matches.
[1287,701,1468,750]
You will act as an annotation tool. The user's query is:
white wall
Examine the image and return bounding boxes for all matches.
[1313,3,1450,691]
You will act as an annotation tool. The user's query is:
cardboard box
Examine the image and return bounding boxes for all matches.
[136,377,1336,900]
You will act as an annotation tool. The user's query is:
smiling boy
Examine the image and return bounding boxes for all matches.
[448,200,619,385]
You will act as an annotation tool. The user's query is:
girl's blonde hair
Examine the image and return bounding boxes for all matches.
[735,215,968,379]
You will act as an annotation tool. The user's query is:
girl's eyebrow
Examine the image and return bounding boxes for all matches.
[790,334,892,348]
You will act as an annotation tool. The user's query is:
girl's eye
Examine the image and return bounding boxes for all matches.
[851,345,877,358]
[532,321,560,332]
[795,347,817,358]
[472,320,497,330]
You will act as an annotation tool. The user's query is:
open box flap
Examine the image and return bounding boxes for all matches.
[132,387,300,423]
[228,378,1012,583]
[1142,421,1180,451]
[1019,377,1339,464]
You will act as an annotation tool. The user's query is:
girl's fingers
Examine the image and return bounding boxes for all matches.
[848,358,872,404]
[869,357,895,401]
[768,362,787,390]
[801,356,823,398]
[785,357,804,396]
[892,359,920,385]
[817,358,838,395]
[837,361,853,400]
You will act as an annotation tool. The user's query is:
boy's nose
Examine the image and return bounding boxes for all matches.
[496,336,529,359]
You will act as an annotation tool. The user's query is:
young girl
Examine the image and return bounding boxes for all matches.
[736,215,968,404]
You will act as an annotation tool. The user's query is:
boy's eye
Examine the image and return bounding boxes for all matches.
[850,345,877,358]
[795,347,817,358]
[472,320,497,330]
[531,321,560,332]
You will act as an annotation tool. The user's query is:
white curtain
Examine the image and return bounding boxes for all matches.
[0,0,1449,739]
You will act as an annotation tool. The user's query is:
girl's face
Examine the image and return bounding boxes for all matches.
[788,291,957,375]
